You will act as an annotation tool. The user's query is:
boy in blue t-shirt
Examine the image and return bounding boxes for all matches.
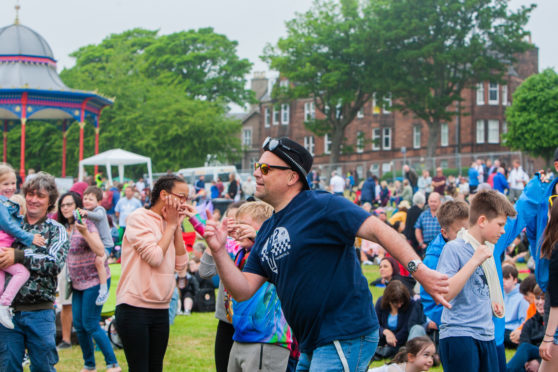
[437,190,516,372]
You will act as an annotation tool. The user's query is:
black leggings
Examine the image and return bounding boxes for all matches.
[215,320,235,372]
[115,304,169,372]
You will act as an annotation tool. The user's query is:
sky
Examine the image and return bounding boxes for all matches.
[0,0,555,82]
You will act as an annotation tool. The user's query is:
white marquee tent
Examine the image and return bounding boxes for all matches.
[78,149,153,187]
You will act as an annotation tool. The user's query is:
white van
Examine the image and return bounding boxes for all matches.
[177,165,239,194]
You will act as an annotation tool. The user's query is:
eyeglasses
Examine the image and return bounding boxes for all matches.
[60,202,75,208]
[167,191,189,202]
[549,195,558,207]
[254,162,291,175]
[535,295,545,300]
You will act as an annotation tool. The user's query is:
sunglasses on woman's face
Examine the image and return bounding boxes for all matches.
[254,162,291,175]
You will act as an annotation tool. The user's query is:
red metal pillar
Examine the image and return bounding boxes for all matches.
[79,98,92,162]
[62,120,67,177]
[3,120,8,163]
[19,92,28,181]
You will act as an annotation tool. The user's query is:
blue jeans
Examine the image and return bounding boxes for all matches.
[296,329,379,372]
[0,309,58,372]
[506,342,540,372]
[72,278,118,369]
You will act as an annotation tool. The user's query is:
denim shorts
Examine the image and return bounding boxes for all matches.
[554,327,558,346]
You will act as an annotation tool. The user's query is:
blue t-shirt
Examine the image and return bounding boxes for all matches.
[468,167,479,187]
[437,238,494,341]
[243,190,378,353]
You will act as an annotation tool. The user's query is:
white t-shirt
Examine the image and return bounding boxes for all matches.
[330,175,345,193]
[508,167,529,190]
[369,363,406,372]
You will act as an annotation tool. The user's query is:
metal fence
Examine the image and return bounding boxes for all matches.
[299,151,527,186]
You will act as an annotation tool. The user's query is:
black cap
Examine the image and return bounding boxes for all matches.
[263,137,313,190]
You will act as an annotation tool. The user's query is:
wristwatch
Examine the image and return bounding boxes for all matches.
[407,259,422,274]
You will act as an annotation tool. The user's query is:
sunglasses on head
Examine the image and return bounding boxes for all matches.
[550,195,558,207]
[254,162,291,175]
[262,136,292,153]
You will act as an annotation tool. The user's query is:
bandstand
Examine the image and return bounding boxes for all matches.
[0,12,113,179]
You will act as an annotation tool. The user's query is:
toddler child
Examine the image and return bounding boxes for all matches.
[78,186,113,306]
[0,164,45,328]
[369,336,436,372]
[437,190,516,371]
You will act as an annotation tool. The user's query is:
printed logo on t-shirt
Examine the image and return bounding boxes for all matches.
[261,227,291,274]
[471,266,489,298]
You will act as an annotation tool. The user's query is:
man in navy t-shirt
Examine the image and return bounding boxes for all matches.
[204,137,450,371]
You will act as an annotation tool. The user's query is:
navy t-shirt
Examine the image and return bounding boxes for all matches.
[243,190,378,353]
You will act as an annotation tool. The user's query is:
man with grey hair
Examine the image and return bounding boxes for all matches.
[0,172,69,371]
[415,192,442,255]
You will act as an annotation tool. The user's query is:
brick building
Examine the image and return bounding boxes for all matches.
[240,49,538,179]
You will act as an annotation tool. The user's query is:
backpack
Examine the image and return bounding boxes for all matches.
[101,190,113,210]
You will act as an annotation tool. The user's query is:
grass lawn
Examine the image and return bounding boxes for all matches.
[49,262,528,371]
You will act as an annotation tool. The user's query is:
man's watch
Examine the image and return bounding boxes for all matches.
[407,259,422,274]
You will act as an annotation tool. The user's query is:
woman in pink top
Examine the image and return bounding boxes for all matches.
[115,175,188,372]
[58,192,120,372]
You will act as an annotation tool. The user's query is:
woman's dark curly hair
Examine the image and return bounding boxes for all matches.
[149,175,187,208]
[57,192,83,227]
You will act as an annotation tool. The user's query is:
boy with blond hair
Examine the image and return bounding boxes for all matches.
[226,201,296,372]
[437,190,516,371]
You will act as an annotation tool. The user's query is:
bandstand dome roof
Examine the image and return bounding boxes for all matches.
[0,23,69,90]
[0,23,54,59]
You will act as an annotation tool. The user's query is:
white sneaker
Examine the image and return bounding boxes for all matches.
[0,305,14,329]
[95,290,109,306]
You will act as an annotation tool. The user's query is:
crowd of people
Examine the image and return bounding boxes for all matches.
[0,138,557,372]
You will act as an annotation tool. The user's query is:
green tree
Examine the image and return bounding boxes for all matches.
[374,0,534,159]
[56,28,247,176]
[504,69,558,162]
[141,28,254,106]
[263,0,386,164]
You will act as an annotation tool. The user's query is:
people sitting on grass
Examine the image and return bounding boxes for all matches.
[374,281,418,360]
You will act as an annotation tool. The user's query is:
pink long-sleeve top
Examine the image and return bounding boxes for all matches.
[116,208,187,309]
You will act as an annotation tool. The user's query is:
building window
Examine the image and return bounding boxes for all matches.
[304,136,315,156]
[502,85,508,106]
[273,106,280,125]
[281,104,290,125]
[476,120,485,144]
[335,103,342,119]
[264,107,270,128]
[304,102,315,121]
[476,82,485,105]
[356,131,364,153]
[383,128,392,150]
[383,93,392,114]
[440,123,449,147]
[372,94,381,115]
[440,160,448,169]
[370,163,380,176]
[324,134,332,154]
[489,82,499,105]
[488,120,499,143]
[372,128,381,151]
[242,129,252,146]
[413,126,421,149]
[502,121,508,134]
[357,107,364,118]
[279,79,289,89]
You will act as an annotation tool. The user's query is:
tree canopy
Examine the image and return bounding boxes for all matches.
[504,69,558,162]
[265,0,534,163]
[263,0,386,164]
[6,27,252,177]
